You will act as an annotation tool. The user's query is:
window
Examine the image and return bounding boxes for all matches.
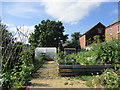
[110,28,112,35]
[117,25,120,33]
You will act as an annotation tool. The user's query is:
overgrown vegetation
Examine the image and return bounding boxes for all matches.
[57,39,120,65]
[86,69,120,88]
[1,45,35,89]
[0,20,45,89]
[56,38,120,88]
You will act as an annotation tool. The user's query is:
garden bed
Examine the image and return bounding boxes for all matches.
[59,64,113,76]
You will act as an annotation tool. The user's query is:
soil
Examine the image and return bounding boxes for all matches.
[29,61,90,88]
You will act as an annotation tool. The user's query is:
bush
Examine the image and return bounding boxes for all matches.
[92,40,120,64]
[86,69,120,88]
[56,51,65,60]
[38,56,46,62]
[57,40,120,65]
[1,48,34,89]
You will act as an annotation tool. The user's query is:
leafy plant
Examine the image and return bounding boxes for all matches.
[92,39,120,65]
[86,69,120,88]
[1,48,35,89]
[64,82,69,85]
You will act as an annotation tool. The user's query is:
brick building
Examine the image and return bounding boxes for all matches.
[105,19,120,40]
[79,22,105,48]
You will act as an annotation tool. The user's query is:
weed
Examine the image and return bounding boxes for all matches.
[64,82,69,85]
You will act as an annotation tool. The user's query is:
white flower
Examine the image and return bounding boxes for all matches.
[109,80,111,82]
[107,72,110,74]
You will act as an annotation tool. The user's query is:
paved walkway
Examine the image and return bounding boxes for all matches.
[29,61,89,88]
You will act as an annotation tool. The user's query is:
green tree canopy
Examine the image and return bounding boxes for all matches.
[0,19,14,53]
[64,32,81,50]
[29,20,68,48]
[71,32,81,41]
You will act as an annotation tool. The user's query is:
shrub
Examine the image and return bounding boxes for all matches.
[57,40,120,65]
[1,48,34,89]
[38,56,46,62]
[56,51,65,60]
[86,69,120,88]
[92,40,120,64]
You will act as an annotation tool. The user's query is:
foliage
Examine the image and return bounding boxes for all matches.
[14,41,24,47]
[57,51,98,65]
[0,20,14,55]
[64,82,69,85]
[57,39,120,65]
[38,55,46,62]
[71,32,81,41]
[56,51,65,60]
[1,48,34,89]
[87,35,105,46]
[92,39,120,64]
[29,19,68,48]
[86,69,120,88]
[75,76,96,81]
[18,49,34,85]
[64,32,81,50]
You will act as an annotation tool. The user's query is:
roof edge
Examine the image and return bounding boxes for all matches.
[106,20,120,28]
[80,22,105,38]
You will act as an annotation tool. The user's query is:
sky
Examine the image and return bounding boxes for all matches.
[0,0,119,44]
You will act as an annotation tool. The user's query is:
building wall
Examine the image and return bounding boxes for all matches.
[80,23,105,48]
[85,24,105,46]
[79,35,86,48]
[86,24,105,41]
[105,22,120,40]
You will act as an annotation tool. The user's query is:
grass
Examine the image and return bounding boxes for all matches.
[67,77,74,81]
[64,82,69,85]
[75,75,96,81]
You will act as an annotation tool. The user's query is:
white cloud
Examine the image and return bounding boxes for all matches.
[40,0,118,24]
[3,0,119,23]
[10,25,34,44]
[4,3,41,18]
[7,7,39,18]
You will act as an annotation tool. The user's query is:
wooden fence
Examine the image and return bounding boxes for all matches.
[59,64,113,76]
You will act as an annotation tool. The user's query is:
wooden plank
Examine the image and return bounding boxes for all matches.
[73,65,113,69]
[73,69,104,72]
[59,65,73,69]
[74,71,103,75]
[59,72,75,76]
[58,64,113,76]
[59,69,73,72]
[73,65,86,68]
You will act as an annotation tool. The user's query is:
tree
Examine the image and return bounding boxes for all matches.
[64,32,81,51]
[71,32,81,41]
[29,20,68,48]
[71,32,81,50]
[0,19,14,55]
